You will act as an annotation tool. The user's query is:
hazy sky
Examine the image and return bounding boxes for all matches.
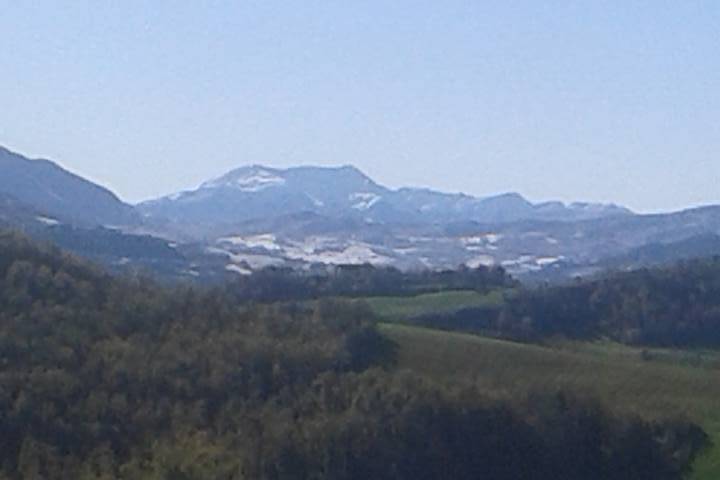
[1,1,719,212]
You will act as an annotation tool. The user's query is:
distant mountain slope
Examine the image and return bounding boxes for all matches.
[0,146,139,227]
[8,147,720,282]
[138,164,631,232]
[0,192,47,228]
[0,191,198,281]
[605,233,720,269]
[140,165,388,226]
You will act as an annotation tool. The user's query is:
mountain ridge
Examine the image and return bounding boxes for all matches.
[0,146,139,227]
[2,144,718,282]
[138,163,633,231]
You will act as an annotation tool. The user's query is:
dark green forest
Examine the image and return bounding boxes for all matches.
[224,263,515,303]
[0,231,709,479]
[407,259,720,348]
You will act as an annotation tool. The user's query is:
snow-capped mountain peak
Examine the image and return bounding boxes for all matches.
[201,166,286,192]
[139,163,633,232]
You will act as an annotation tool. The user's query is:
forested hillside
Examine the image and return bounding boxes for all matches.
[224,263,515,303]
[403,258,720,348]
[0,231,708,479]
[493,258,720,346]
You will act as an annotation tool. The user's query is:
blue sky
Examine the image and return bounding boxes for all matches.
[1,1,718,212]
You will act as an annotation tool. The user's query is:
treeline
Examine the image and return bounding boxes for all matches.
[410,257,720,348]
[0,231,709,478]
[224,263,515,303]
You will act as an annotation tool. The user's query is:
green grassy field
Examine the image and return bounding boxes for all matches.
[364,289,506,320]
[380,323,720,480]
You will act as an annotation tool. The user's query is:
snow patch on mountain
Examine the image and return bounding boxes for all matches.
[228,253,285,269]
[460,234,503,249]
[208,245,286,271]
[285,243,390,265]
[210,235,392,271]
[36,216,60,226]
[466,255,495,268]
[218,234,282,251]
[202,167,286,192]
[536,256,563,266]
[349,192,381,210]
[226,264,252,275]
[235,172,285,192]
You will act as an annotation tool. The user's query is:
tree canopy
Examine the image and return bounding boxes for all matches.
[0,231,708,479]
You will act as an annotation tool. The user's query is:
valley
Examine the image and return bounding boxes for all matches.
[4,5,717,478]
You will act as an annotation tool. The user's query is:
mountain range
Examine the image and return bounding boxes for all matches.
[1,145,718,282]
[138,164,631,234]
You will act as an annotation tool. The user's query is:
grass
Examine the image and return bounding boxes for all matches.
[380,323,720,480]
[361,288,720,477]
[364,289,505,320]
